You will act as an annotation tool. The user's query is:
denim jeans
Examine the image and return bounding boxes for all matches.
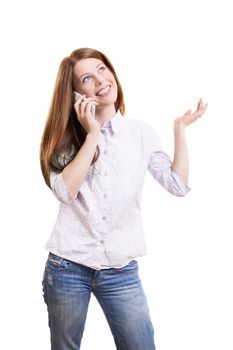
[42,252,156,350]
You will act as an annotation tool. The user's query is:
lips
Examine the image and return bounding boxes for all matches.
[96,85,111,96]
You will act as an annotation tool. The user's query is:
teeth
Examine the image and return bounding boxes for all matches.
[97,85,110,96]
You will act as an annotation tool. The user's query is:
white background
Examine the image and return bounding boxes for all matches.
[1,0,232,349]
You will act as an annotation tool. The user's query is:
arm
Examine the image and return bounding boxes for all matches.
[62,132,100,198]
[171,98,208,184]
[62,93,101,198]
[171,124,189,184]
[147,98,208,197]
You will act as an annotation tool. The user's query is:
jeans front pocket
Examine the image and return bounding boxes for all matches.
[46,252,71,271]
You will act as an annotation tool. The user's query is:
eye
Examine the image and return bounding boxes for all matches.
[83,75,91,83]
[99,66,106,72]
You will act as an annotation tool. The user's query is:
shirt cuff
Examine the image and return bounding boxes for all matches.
[171,169,191,196]
[50,172,77,203]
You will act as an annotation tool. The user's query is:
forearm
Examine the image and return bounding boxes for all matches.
[62,133,100,197]
[171,123,189,184]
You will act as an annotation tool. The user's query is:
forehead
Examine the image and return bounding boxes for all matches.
[73,58,103,75]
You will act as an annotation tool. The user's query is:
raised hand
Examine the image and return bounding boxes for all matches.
[74,94,100,135]
[174,98,208,129]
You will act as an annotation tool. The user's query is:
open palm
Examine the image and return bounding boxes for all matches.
[175,98,208,128]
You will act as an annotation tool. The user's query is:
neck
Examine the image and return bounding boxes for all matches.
[95,105,117,125]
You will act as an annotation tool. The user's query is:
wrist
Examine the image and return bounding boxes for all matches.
[86,131,100,141]
[174,120,186,133]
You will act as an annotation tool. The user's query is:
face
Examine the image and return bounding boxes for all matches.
[73,58,118,107]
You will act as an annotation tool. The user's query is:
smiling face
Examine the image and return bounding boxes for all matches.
[73,58,118,110]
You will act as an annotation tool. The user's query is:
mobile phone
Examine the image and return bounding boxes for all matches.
[73,91,96,118]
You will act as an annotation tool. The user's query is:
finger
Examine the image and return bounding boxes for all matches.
[199,97,205,105]
[85,101,98,117]
[74,94,86,115]
[80,97,88,116]
[75,95,98,114]
[193,110,203,118]
[199,101,208,117]
[81,99,98,117]
[76,95,98,104]
[196,100,206,114]
[199,98,208,111]
[78,95,90,116]
[74,94,85,106]
[85,96,99,103]
[77,94,86,103]
[73,92,84,103]
[85,101,98,113]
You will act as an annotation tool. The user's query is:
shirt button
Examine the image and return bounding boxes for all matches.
[104,171,107,176]
[101,129,105,134]
[102,216,106,220]
[104,150,107,154]
[103,194,107,199]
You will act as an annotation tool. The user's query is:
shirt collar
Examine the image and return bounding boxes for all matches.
[100,110,126,134]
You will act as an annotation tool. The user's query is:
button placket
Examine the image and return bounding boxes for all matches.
[99,126,110,223]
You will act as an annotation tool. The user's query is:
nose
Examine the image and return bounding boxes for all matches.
[95,74,105,85]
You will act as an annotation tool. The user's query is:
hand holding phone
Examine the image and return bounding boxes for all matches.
[72,91,100,136]
[73,91,96,118]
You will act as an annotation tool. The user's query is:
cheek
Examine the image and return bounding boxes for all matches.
[106,71,115,82]
[108,74,117,89]
[103,71,117,90]
[112,79,118,95]
[77,83,93,95]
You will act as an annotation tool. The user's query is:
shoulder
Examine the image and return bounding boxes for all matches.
[124,115,162,151]
[124,115,158,135]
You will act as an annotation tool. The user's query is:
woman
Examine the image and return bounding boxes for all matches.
[40,47,208,350]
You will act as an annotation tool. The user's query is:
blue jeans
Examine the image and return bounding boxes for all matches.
[42,252,156,350]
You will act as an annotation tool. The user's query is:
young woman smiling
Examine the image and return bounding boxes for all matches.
[40,47,208,350]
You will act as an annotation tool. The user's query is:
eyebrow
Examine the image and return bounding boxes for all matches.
[78,63,103,80]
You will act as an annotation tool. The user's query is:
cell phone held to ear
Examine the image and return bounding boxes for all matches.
[73,91,96,118]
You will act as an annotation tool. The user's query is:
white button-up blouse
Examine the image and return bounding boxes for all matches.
[45,110,190,270]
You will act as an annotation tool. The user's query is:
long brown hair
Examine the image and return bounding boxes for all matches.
[40,48,125,188]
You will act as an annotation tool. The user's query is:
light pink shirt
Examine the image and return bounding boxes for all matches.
[46,110,190,270]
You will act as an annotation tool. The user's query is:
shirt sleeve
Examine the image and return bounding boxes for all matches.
[50,171,77,204]
[144,123,191,197]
